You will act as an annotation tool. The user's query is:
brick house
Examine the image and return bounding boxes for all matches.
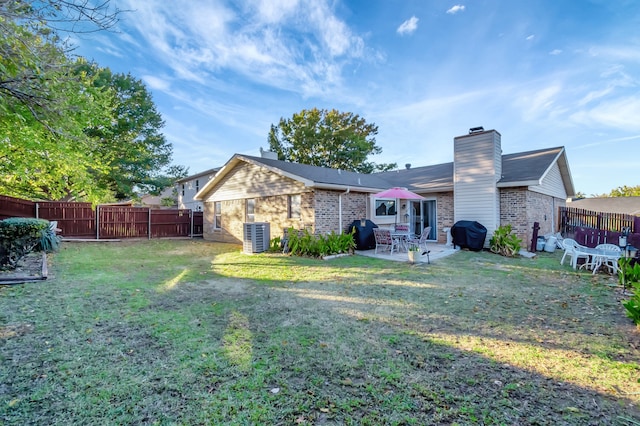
[195,128,575,247]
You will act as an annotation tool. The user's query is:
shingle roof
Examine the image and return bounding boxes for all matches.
[197,146,572,199]
[240,155,394,190]
[500,146,563,184]
[568,197,640,216]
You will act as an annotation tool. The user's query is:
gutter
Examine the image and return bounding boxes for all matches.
[338,187,350,234]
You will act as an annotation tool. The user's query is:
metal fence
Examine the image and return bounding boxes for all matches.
[0,194,203,239]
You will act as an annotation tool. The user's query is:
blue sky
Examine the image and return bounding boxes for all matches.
[74,0,640,196]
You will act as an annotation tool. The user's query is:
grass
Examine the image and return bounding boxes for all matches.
[1,239,639,425]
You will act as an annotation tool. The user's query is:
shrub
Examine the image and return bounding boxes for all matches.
[284,227,355,258]
[0,218,50,270]
[489,224,522,257]
[619,257,640,327]
[37,224,62,253]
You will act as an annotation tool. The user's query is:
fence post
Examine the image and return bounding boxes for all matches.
[96,205,100,240]
[190,210,194,238]
[35,202,39,219]
[148,208,151,240]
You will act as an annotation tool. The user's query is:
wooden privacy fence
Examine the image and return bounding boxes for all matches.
[559,205,640,248]
[0,194,203,239]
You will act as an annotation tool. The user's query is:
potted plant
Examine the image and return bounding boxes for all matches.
[408,244,420,263]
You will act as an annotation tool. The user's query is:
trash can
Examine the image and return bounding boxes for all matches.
[536,237,546,251]
[544,236,557,253]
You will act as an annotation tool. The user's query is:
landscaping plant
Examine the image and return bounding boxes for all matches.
[0,218,50,270]
[619,257,640,326]
[284,227,355,257]
[489,224,522,257]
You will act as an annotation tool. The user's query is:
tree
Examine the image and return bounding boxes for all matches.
[268,108,396,173]
[609,185,640,197]
[83,65,182,199]
[0,20,114,202]
[1,1,184,202]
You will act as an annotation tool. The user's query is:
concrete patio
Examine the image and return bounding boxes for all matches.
[355,243,459,263]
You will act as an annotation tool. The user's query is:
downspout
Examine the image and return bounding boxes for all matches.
[338,187,350,234]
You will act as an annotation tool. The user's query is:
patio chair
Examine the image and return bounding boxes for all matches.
[373,228,400,255]
[407,226,431,264]
[560,238,589,269]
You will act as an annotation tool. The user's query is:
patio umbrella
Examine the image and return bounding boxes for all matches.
[372,187,425,226]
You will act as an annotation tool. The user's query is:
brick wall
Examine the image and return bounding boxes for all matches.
[500,188,566,247]
[202,191,316,243]
[435,192,454,243]
[314,189,368,234]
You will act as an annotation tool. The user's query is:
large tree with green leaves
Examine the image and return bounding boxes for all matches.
[268,108,396,173]
[1,1,185,202]
[82,65,185,199]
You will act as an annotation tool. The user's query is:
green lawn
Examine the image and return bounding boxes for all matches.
[1,240,639,425]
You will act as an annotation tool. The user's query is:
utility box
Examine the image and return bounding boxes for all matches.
[243,222,270,254]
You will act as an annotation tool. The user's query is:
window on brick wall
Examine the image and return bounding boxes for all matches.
[246,199,255,222]
[288,194,301,219]
[375,199,396,216]
[214,201,222,229]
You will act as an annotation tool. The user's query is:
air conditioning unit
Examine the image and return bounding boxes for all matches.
[243,222,270,254]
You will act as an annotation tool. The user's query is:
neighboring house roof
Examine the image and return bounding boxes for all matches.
[196,146,574,200]
[176,167,221,184]
[568,197,640,215]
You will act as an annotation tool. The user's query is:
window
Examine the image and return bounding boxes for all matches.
[375,199,396,216]
[195,179,199,192]
[214,202,222,229]
[288,194,301,219]
[181,184,185,196]
[246,199,255,222]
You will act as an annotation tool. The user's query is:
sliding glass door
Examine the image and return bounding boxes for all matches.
[410,199,437,240]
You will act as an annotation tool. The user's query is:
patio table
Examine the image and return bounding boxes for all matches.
[391,232,410,252]
[574,246,621,274]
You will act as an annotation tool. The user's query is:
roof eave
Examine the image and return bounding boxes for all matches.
[497,180,541,188]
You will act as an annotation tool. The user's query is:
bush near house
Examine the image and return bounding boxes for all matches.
[489,224,522,257]
[283,227,355,258]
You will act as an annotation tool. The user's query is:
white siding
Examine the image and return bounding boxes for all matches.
[204,162,307,202]
[453,130,501,242]
[529,162,567,199]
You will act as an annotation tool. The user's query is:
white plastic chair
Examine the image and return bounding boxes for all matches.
[560,238,589,269]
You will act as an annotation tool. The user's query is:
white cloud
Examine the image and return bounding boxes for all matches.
[526,34,535,41]
[116,0,369,98]
[142,75,171,92]
[549,49,562,55]
[397,16,419,35]
[446,5,465,14]
[570,96,640,131]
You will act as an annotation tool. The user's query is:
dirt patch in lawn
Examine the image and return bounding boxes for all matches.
[0,252,47,284]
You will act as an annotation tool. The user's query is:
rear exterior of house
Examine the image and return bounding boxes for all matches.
[196,128,574,248]
[200,159,370,244]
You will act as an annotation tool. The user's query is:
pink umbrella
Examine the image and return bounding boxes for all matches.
[372,187,425,200]
[372,187,425,226]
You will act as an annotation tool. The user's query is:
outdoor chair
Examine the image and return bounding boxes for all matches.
[407,226,431,264]
[560,238,589,269]
[373,228,400,255]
